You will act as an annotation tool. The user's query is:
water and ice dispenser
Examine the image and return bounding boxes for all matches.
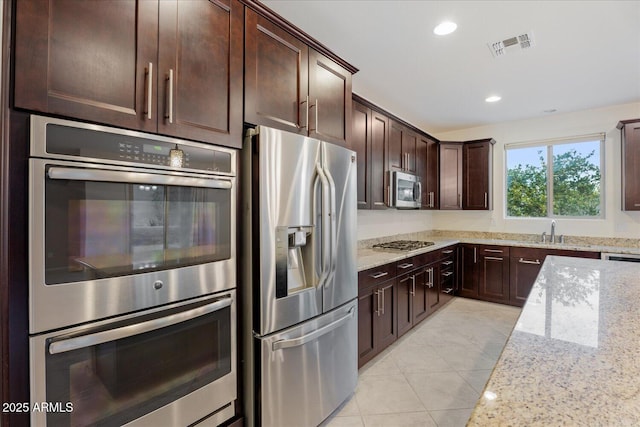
[275,226,314,298]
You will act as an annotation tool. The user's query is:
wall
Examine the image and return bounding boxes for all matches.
[357,102,640,240]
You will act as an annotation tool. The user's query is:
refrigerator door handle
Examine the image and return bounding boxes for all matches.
[315,163,331,289]
[271,307,355,351]
[323,162,338,288]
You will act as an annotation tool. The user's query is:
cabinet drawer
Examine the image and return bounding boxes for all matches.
[359,263,397,289]
[438,245,456,260]
[481,245,510,256]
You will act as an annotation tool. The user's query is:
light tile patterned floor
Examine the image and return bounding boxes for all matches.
[324,297,521,427]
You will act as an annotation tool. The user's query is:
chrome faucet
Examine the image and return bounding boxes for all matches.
[550,220,556,243]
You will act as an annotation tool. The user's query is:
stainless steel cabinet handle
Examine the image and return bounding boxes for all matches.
[398,262,414,269]
[370,271,388,279]
[165,69,174,124]
[473,247,477,263]
[484,192,488,208]
[50,296,232,354]
[430,191,434,208]
[442,260,453,266]
[299,96,309,130]
[634,203,640,207]
[485,256,503,261]
[380,286,386,315]
[145,62,153,120]
[442,288,454,294]
[484,249,503,253]
[442,271,453,277]
[410,275,416,296]
[309,99,318,132]
[374,290,380,316]
[442,250,454,254]
[47,167,232,189]
[428,267,434,288]
[518,258,541,265]
[272,307,355,351]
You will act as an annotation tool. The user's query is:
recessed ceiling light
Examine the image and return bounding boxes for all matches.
[434,21,457,36]
[543,109,557,113]
[485,95,501,103]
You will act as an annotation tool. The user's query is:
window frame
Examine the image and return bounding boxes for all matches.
[504,134,605,219]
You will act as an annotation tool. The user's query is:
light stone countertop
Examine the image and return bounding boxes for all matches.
[357,235,640,272]
[357,239,458,271]
[467,256,640,426]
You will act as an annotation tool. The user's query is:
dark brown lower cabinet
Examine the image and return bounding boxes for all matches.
[459,244,479,298]
[509,247,600,307]
[478,246,510,304]
[358,279,396,368]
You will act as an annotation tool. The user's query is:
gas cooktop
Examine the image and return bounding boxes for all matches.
[372,240,435,252]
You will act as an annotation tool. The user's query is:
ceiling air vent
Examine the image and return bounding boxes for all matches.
[488,31,535,58]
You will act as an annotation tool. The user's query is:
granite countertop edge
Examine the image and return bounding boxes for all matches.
[357,237,640,271]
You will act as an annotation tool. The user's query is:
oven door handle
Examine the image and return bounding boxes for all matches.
[48,296,233,355]
[47,166,232,189]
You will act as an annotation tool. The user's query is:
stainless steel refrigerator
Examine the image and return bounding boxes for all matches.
[242,126,358,427]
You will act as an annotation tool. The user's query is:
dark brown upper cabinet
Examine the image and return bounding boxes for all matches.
[352,98,389,209]
[245,8,354,147]
[463,138,495,210]
[389,121,417,173]
[417,135,439,209]
[618,119,640,211]
[14,0,243,148]
[353,100,372,208]
[439,142,463,210]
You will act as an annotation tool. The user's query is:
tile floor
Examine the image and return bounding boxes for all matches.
[325,297,521,427]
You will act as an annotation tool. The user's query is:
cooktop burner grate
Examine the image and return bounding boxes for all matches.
[372,240,435,252]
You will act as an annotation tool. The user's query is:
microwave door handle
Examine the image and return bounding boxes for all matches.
[315,164,330,289]
[48,296,233,355]
[47,167,231,189]
[415,181,422,203]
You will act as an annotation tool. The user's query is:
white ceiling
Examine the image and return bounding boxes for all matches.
[262,0,640,135]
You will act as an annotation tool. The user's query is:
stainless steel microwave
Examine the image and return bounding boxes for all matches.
[391,171,421,209]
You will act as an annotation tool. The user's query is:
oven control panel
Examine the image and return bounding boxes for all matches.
[34,117,233,174]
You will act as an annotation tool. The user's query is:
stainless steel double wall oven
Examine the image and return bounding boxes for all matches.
[28,115,237,426]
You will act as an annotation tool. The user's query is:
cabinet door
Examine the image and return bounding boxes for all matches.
[463,140,492,210]
[308,49,352,146]
[396,274,413,338]
[352,101,371,209]
[427,137,439,209]
[412,268,429,325]
[244,9,309,134]
[416,137,428,208]
[157,0,243,147]
[478,250,510,303]
[358,285,377,367]
[425,265,441,315]
[402,129,417,173]
[622,121,640,210]
[460,244,478,298]
[440,143,463,209]
[388,121,404,171]
[509,248,545,307]
[377,282,397,350]
[15,0,158,132]
[371,111,390,209]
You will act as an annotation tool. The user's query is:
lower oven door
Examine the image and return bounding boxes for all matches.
[30,291,236,427]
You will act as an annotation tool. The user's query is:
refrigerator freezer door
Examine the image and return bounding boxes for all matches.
[258,300,357,427]
[321,141,357,313]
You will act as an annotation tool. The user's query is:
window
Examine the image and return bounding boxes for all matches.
[505,134,603,218]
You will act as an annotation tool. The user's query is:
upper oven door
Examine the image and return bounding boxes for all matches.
[29,158,236,334]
